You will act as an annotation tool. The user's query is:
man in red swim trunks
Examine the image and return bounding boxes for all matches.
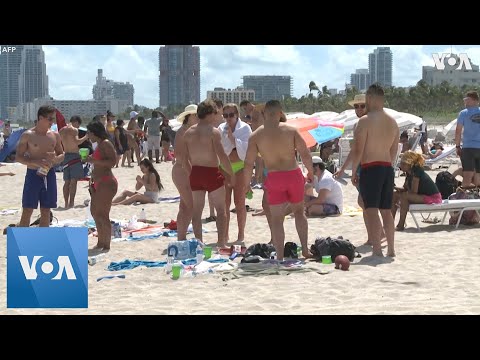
[182,99,234,248]
[244,100,314,260]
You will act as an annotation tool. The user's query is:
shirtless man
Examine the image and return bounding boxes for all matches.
[244,100,314,260]
[334,94,386,244]
[240,100,254,125]
[16,105,65,227]
[181,99,234,248]
[59,115,89,208]
[204,99,224,223]
[172,104,199,240]
[351,84,399,257]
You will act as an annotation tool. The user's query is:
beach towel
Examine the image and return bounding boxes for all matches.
[107,259,167,271]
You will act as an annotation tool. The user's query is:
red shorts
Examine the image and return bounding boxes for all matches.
[264,167,305,205]
[423,192,442,205]
[190,166,225,193]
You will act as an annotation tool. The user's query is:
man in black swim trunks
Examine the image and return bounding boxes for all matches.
[351,84,399,258]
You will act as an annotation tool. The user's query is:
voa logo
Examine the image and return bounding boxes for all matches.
[432,53,472,71]
[18,256,77,280]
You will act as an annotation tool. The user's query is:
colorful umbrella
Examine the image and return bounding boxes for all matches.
[308,120,344,145]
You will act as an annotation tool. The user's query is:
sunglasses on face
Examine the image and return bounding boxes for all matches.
[223,112,236,119]
[354,104,366,109]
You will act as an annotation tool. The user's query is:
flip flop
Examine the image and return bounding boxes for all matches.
[97,274,126,282]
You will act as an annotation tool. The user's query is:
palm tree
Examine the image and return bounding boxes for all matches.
[309,81,320,94]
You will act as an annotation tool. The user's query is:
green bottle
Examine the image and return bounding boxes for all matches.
[246,190,253,200]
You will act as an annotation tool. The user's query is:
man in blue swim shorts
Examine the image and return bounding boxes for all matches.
[16,105,65,227]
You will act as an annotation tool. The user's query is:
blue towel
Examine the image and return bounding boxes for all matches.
[107,259,167,271]
[128,232,164,241]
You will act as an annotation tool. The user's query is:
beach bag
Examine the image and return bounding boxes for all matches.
[436,171,460,200]
[448,189,480,225]
[310,236,356,262]
[243,243,276,259]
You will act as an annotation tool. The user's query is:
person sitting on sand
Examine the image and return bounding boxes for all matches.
[392,151,442,231]
[112,159,163,205]
[303,156,343,217]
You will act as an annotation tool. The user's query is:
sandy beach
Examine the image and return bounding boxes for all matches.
[1,160,479,315]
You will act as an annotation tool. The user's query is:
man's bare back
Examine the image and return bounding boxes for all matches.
[357,110,399,164]
[184,123,223,167]
[18,128,60,170]
[60,125,80,153]
[252,123,303,171]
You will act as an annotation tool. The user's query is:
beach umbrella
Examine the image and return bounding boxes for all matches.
[443,118,457,139]
[309,111,339,121]
[308,121,345,145]
[287,117,321,147]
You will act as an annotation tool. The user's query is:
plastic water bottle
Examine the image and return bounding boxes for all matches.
[165,255,174,274]
[196,245,204,264]
[270,251,277,260]
[88,253,106,266]
[246,190,253,199]
[86,202,94,224]
[139,208,146,222]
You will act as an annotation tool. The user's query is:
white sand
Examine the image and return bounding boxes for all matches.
[1,161,479,315]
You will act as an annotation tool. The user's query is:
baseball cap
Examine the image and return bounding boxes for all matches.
[312,156,324,164]
[130,111,139,119]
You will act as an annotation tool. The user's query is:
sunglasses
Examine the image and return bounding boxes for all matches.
[223,112,236,119]
[354,104,366,109]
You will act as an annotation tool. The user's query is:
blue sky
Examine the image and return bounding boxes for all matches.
[43,45,480,109]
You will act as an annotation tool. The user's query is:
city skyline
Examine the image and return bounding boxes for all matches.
[41,45,480,109]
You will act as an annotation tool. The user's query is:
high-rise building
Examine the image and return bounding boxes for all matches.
[368,47,393,87]
[92,69,134,106]
[207,87,255,104]
[242,75,292,102]
[422,54,480,87]
[159,45,200,107]
[18,45,49,104]
[112,82,134,107]
[350,69,372,91]
[0,45,24,119]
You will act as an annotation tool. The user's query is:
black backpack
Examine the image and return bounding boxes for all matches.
[310,236,357,262]
[435,171,460,200]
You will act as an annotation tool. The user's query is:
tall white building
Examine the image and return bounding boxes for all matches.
[206,87,255,104]
[368,47,393,87]
[93,69,134,107]
[350,69,372,91]
[422,54,480,87]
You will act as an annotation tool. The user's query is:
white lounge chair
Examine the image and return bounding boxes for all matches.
[393,143,403,177]
[425,146,457,168]
[409,199,480,231]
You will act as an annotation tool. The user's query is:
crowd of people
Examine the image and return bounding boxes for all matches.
[10,85,480,260]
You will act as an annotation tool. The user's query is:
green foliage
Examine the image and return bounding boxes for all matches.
[279,80,475,124]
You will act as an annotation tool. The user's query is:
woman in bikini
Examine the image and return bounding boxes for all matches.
[171,104,198,240]
[112,159,163,205]
[86,121,118,251]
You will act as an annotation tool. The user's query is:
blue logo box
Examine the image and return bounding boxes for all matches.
[7,227,88,308]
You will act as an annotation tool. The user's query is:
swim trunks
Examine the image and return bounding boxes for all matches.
[264,167,305,205]
[190,166,225,193]
[359,161,394,209]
